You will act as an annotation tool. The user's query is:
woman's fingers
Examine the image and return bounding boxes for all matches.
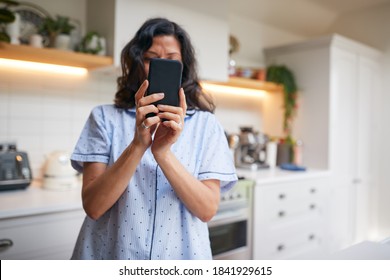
[140,115,160,131]
[179,88,187,113]
[137,104,159,119]
[137,86,186,133]
[134,80,149,105]
[157,111,182,124]
[135,79,165,109]
[135,80,166,124]
[156,89,186,130]
[138,92,164,108]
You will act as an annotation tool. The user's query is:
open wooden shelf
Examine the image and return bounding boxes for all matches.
[0,42,113,70]
[205,76,282,92]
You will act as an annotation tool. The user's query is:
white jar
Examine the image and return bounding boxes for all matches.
[5,13,21,45]
[55,34,71,50]
[266,141,278,168]
[29,34,44,48]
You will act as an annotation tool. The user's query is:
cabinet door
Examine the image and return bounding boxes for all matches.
[0,210,85,260]
[330,47,358,186]
[328,46,380,249]
[328,47,358,251]
[354,55,380,242]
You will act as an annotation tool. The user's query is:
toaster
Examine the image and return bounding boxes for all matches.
[0,143,32,191]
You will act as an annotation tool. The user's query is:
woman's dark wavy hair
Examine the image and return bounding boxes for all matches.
[115,17,215,112]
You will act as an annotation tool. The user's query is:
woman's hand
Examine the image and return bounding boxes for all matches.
[151,88,187,157]
[134,80,164,148]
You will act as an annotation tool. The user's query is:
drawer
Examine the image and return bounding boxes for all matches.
[255,177,329,224]
[0,210,85,259]
[254,219,324,259]
[262,177,328,207]
[263,196,325,224]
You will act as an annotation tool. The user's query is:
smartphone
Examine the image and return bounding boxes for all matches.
[146,58,183,117]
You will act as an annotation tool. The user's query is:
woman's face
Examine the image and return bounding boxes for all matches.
[143,35,182,75]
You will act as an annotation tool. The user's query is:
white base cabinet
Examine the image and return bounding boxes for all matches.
[0,210,85,260]
[253,175,330,259]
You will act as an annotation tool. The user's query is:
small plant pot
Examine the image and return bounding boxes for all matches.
[54,34,71,50]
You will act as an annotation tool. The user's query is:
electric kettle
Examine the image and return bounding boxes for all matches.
[42,151,79,191]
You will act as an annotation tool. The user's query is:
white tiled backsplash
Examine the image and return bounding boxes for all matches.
[1,67,264,180]
[0,68,116,179]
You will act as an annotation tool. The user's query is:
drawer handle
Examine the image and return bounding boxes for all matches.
[309,204,316,210]
[277,244,285,252]
[310,188,316,194]
[278,193,286,200]
[308,234,315,240]
[278,211,286,217]
[0,239,13,248]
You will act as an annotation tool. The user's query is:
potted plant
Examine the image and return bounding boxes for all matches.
[76,31,105,55]
[266,64,298,164]
[0,0,19,42]
[39,15,75,49]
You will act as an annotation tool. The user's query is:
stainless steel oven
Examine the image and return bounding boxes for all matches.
[208,179,254,260]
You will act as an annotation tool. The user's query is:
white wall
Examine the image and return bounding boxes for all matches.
[229,14,305,68]
[86,0,229,81]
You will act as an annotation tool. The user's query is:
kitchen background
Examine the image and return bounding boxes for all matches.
[1,0,390,259]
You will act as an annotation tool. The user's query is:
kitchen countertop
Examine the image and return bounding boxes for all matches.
[0,168,330,220]
[0,181,83,220]
[237,167,330,185]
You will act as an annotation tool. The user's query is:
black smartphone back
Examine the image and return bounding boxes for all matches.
[146,58,183,108]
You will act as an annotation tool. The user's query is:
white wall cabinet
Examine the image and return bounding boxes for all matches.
[264,34,382,251]
[252,175,329,259]
[86,0,229,81]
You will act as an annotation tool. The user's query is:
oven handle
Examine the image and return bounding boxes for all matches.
[208,208,249,228]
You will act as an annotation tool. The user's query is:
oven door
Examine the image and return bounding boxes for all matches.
[208,208,251,259]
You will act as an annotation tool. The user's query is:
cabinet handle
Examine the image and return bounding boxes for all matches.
[277,244,285,251]
[310,188,316,194]
[0,239,13,248]
[278,193,286,200]
[309,204,316,210]
[278,211,286,217]
[308,234,315,240]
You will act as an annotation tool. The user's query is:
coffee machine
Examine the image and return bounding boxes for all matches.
[232,127,269,169]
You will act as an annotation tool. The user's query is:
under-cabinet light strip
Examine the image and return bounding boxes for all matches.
[0,58,88,76]
[201,82,266,97]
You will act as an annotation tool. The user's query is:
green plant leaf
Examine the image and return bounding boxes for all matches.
[0,0,20,6]
[0,8,15,23]
[266,64,298,138]
[39,15,75,36]
[0,31,10,42]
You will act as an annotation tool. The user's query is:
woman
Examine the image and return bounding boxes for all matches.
[70,17,237,260]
